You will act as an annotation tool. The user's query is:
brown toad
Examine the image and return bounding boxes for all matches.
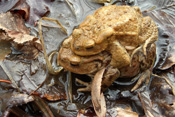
[57,5,158,91]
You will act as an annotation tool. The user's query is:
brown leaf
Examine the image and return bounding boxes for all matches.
[1,0,51,25]
[34,96,54,117]
[139,72,175,117]
[116,107,138,117]
[0,40,11,61]
[0,12,29,34]
[3,93,54,117]
[138,92,161,117]
[42,92,67,101]
[0,12,42,59]
[157,26,175,70]
[10,0,30,20]
[91,68,106,117]
[6,93,34,107]
[11,0,50,25]
[2,93,35,117]
[77,107,96,117]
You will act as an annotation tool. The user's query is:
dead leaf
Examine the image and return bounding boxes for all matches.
[34,96,54,117]
[0,12,42,59]
[0,0,51,25]
[77,107,96,117]
[0,11,29,34]
[3,93,54,117]
[42,91,67,101]
[11,0,50,25]
[3,93,34,116]
[139,72,175,117]
[10,0,30,20]
[0,40,11,60]
[156,25,175,70]
[0,0,19,13]
[91,68,106,117]
[7,93,34,106]
[116,107,138,117]
[138,92,161,117]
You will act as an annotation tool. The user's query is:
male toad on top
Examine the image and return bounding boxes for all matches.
[57,5,158,91]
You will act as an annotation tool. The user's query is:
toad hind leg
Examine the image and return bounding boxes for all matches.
[76,66,120,92]
[101,66,120,91]
[141,16,158,55]
[76,78,92,92]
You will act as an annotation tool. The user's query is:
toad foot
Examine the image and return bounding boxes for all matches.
[76,78,91,92]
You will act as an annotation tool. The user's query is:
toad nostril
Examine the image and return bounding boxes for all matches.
[75,46,80,50]
[69,56,81,66]
[84,39,95,49]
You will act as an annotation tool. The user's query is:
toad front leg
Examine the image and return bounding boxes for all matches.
[109,39,131,69]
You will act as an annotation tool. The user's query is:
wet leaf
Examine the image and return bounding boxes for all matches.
[0,12,42,59]
[77,107,96,117]
[7,93,34,106]
[10,0,30,20]
[155,25,175,70]
[0,0,19,13]
[34,96,54,117]
[2,93,54,117]
[2,0,51,25]
[136,0,175,12]
[3,93,34,116]
[0,40,11,61]
[0,12,29,34]
[42,93,67,101]
[139,70,175,117]
[91,68,106,117]
[138,91,161,117]
[1,0,175,116]
[116,107,138,117]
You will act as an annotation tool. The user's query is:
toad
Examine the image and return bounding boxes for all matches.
[57,5,158,91]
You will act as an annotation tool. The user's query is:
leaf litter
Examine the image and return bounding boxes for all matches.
[0,0,175,116]
[0,12,42,59]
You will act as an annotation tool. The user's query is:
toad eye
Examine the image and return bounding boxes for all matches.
[84,39,95,50]
[86,46,94,50]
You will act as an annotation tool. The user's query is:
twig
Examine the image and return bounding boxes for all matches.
[67,71,72,103]
[38,17,65,75]
[0,61,20,91]
[0,79,12,84]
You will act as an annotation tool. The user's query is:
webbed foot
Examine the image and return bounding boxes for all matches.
[76,78,91,92]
